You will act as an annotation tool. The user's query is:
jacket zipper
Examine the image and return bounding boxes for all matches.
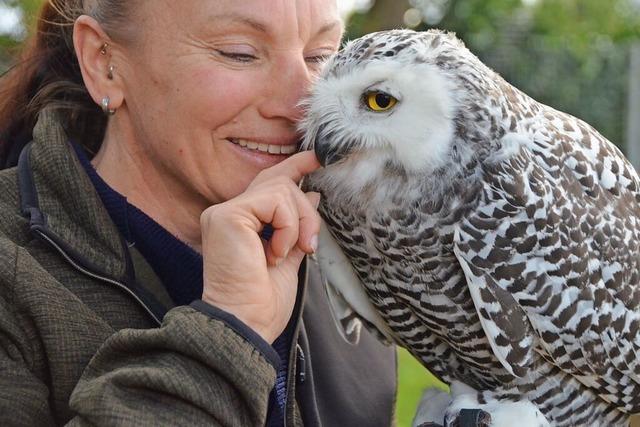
[34,229,162,326]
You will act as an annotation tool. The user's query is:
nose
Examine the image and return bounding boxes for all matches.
[258,53,312,123]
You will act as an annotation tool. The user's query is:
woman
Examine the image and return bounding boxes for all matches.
[0,0,396,425]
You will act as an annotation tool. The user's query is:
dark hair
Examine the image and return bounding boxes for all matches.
[0,0,131,166]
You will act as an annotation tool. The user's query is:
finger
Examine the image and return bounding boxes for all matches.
[262,188,318,263]
[280,245,307,271]
[251,151,321,188]
[265,194,300,265]
[305,191,321,208]
[297,191,321,254]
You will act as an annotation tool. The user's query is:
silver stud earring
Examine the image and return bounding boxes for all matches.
[101,96,116,115]
[107,65,115,80]
[100,42,108,55]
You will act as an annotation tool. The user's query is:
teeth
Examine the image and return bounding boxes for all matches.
[280,145,297,154]
[230,138,298,155]
[268,145,280,154]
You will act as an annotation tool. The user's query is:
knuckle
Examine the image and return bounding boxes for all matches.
[200,204,227,227]
[273,191,288,206]
[277,188,298,207]
[200,205,216,225]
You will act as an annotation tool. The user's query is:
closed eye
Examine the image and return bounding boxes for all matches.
[215,49,258,63]
[305,55,331,64]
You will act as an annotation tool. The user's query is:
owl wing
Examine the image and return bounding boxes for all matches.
[314,219,395,345]
[453,141,640,411]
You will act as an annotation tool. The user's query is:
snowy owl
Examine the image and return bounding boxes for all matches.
[300,29,640,426]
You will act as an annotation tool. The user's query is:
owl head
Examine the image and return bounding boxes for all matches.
[300,29,504,193]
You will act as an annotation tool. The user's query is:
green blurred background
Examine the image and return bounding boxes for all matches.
[1,1,639,426]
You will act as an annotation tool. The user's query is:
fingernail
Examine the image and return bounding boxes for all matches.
[310,235,318,253]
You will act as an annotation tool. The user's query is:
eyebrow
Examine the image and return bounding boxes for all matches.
[211,13,343,37]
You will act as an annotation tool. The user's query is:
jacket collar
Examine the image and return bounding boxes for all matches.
[18,108,132,284]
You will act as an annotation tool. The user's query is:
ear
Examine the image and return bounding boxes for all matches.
[73,15,124,111]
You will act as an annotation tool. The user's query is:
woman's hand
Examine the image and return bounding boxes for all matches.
[200,151,321,343]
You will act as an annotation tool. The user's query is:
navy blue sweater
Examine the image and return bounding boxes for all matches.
[74,144,290,426]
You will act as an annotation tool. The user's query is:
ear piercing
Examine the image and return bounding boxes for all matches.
[99,43,116,114]
[101,96,116,115]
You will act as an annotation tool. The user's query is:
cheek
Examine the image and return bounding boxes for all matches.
[187,67,260,126]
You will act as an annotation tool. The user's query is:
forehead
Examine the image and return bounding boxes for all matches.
[141,0,341,41]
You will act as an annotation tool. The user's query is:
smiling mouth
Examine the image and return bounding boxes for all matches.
[228,138,299,155]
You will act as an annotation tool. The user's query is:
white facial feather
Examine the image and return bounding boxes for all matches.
[302,58,457,179]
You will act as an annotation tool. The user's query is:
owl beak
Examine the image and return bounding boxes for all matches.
[315,140,343,167]
[313,123,343,167]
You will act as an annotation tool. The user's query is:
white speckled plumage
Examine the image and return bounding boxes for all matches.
[301,29,640,426]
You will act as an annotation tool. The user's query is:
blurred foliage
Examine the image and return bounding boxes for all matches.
[346,0,640,149]
[396,348,447,427]
[346,0,640,50]
[0,0,42,44]
[0,0,42,67]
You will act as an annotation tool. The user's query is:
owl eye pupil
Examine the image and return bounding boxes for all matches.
[375,94,391,108]
[364,91,397,111]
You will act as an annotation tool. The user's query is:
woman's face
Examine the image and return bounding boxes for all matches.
[118,0,342,205]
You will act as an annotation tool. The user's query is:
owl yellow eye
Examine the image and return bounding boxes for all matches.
[365,92,398,112]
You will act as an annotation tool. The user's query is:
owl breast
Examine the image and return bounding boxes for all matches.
[319,184,511,388]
